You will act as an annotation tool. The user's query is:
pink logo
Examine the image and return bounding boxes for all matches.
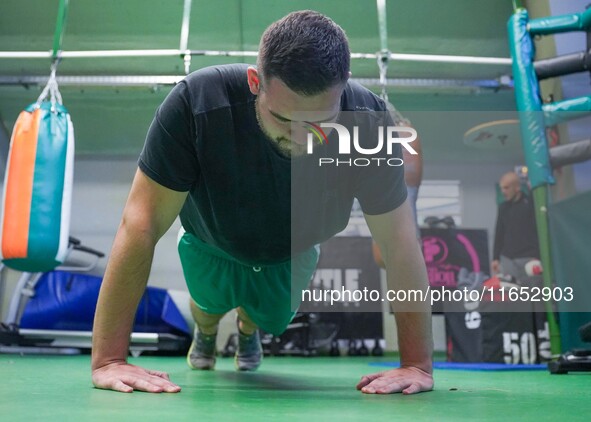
[422,237,448,265]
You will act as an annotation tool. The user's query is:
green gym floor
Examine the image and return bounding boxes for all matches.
[2,353,590,421]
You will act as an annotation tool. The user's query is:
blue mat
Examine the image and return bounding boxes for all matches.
[369,362,548,371]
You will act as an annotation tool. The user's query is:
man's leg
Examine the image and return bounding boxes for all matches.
[178,229,238,370]
[190,300,262,372]
[191,300,226,335]
[235,306,263,371]
[187,300,227,370]
[236,306,258,335]
[232,246,320,371]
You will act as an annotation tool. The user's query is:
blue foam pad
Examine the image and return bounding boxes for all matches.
[369,362,547,371]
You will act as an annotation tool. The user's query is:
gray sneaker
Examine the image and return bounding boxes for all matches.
[235,321,263,371]
[187,328,217,370]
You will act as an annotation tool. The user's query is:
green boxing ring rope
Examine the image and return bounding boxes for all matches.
[508,6,591,356]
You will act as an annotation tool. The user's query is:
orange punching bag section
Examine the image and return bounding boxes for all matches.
[1,108,41,259]
[0,99,74,272]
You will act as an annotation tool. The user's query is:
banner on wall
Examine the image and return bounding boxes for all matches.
[299,236,383,339]
[421,227,490,290]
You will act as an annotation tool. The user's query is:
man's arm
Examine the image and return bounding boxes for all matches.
[401,132,423,188]
[357,199,433,394]
[91,169,188,393]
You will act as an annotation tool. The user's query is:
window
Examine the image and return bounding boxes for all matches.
[337,180,462,237]
[417,180,462,227]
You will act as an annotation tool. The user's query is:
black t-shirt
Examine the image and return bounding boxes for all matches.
[139,64,406,265]
[493,193,540,260]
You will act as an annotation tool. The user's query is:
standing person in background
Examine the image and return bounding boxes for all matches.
[491,171,540,280]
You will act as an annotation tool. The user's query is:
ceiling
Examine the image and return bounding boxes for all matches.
[0,0,533,163]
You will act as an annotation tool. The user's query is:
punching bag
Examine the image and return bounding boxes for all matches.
[0,72,74,272]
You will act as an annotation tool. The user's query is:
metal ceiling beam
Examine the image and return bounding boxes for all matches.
[0,75,184,86]
[355,77,513,90]
[0,75,513,91]
[381,53,511,65]
[0,49,512,65]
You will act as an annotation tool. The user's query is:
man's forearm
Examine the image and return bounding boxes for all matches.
[394,311,432,373]
[386,240,433,373]
[91,223,156,370]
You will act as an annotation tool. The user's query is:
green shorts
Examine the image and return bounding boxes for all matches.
[177,229,319,335]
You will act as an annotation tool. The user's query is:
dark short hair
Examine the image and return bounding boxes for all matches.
[257,10,350,96]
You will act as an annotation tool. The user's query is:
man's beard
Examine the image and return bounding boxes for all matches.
[255,98,307,158]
